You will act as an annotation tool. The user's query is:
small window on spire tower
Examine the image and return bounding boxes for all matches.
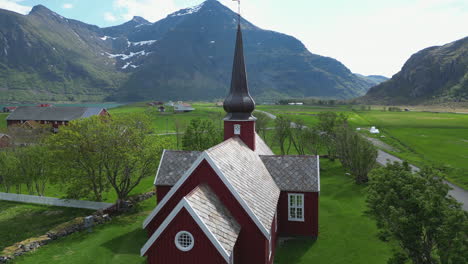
[234,124,241,135]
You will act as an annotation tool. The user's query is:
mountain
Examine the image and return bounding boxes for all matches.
[0,5,125,102]
[355,74,388,86]
[0,0,378,102]
[363,37,468,104]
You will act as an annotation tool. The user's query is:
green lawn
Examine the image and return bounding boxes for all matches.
[356,111,468,188]
[12,160,392,264]
[276,160,391,264]
[0,201,93,250]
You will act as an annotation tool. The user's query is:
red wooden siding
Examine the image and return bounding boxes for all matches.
[156,186,171,203]
[146,208,227,264]
[147,160,270,264]
[277,191,319,237]
[224,120,255,151]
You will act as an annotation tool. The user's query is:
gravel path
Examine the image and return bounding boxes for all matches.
[258,110,468,211]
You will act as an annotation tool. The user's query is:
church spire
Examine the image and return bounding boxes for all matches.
[223,24,255,121]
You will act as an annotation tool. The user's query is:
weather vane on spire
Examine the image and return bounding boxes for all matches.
[232,0,240,25]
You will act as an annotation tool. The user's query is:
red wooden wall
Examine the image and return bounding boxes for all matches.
[224,120,255,150]
[277,191,319,237]
[147,160,270,264]
[146,208,227,264]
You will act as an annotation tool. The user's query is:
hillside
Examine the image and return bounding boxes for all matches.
[363,37,468,104]
[0,0,381,102]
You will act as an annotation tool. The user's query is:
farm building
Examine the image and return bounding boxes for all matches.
[0,133,11,148]
[140,24,320,264]
[2,106,17,113]
[174,102,195,112]
[6,106,109,132]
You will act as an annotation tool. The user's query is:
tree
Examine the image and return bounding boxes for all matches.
[335,126,377,184]
[182,119,222,151]
[47,116,111,201]
[16,145,53,196]
[273,116,291,155]
[302,127,323,156]
[289,119,308,155]
[99,114,170,204]
[254,111,271,142]
[0,150,18,193]
[317,112,348,160]
[367,163,468,264]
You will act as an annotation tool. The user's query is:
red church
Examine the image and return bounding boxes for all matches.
[140,23,320,264]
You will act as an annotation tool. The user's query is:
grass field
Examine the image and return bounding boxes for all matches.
[0,113,7,130]
[0,201,93,251]
[257,105,468,189]
[12,160,392,264]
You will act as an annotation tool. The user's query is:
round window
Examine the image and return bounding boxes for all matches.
[175,231,194,251]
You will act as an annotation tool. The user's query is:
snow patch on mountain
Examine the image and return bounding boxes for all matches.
[130,40,157,46]
[106,50,151,60]
[100,36,117,41]
[169,2,204,17]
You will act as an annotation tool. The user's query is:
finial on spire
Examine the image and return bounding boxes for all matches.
[233,0,240,26]
[223,19,256,121]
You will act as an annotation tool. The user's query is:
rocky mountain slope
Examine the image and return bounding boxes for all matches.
[363,37,468,104]
[0,0,383,102]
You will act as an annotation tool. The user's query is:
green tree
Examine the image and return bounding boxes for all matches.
[302,127,323,156]
[367,163,468,264]
[289,119,308,155]
[335,126,377,184]
[16,145,53,196]
[0,150,18,193]
[254,111,271,142]
[99,114,170,204]
[182,119,222,151]
[47,116,111,201]
[317,112,348,160]
[273,116,291,155]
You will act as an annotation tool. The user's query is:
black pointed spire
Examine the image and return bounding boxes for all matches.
[223,24,255,121]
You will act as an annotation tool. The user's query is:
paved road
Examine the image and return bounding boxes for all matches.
[258,110,468,211]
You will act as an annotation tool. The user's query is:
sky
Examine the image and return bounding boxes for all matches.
[0,0,467,77]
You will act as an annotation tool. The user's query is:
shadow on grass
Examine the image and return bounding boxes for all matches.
[102,228,146,255]
[275,237,317,264]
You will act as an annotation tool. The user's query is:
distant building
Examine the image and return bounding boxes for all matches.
[215,102,223,107]
[2,106,17,113]
[158,106,166,112]
[370,126,380,134]
[6,106,109,132]
[174,102,195,113]
[165,101,175,107]
[287,102,304,105]
[0,133,11,148]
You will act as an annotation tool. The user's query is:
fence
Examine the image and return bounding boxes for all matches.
[0,192,112,210]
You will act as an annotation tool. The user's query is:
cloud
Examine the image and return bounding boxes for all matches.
[0,0,32,14]
[63,3,73,9]
[104,12,117,22]
[113,0,179,22]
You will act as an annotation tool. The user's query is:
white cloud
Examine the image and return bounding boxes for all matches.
[63,3,73,9]
[0,0,31,15]
[113,0,180,22]
[104,12,117,22]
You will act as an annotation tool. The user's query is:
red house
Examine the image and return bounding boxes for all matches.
[141,24,320,264]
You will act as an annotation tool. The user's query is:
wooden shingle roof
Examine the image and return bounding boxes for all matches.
[186,184,240,256]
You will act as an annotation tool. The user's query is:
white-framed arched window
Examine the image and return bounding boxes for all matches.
[174,231,194,252]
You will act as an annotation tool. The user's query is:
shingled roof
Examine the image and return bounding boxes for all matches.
[185,184,241,256]
[155,150,201,186]
[260,155,320,192]
[206,137,280,233]
[6,106,105,121]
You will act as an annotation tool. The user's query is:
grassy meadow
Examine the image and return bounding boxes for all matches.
[12,160,392,264]
[0,113,7,130]
[0,201,92,250]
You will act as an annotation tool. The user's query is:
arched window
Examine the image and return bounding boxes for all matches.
[174,231,194,251]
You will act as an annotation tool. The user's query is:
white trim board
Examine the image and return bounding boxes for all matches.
[153,149,167,185]
[142,151,270,239]
[317,155,321,192]
[140,198,231,263]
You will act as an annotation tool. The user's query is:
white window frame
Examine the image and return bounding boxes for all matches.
[288,193,305,222]
[234,124,241,135]
[174,231,194,252]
